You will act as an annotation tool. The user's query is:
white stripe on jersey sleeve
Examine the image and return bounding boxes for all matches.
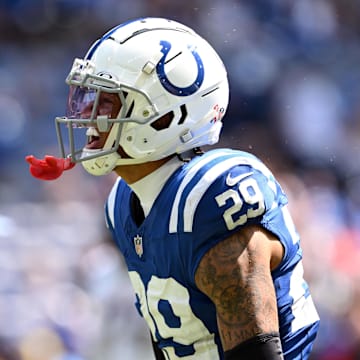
[281,205,300,245]
[170,150,278,233]
[289,261,320,332]
[183,156,254,232]
[106,177,121,229]
[169,150,234,233]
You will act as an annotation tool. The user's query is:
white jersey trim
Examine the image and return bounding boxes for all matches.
[106,177,121,229]
[169,150,234,233]
[183,156,253,232]
[289,261,320,333]
[169,151,277,233]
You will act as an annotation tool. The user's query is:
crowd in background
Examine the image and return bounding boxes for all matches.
[1,0,360,359]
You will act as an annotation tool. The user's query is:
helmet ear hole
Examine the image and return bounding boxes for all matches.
[150,111,174,131]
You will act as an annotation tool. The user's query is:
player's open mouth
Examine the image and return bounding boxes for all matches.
[86,127,105,149]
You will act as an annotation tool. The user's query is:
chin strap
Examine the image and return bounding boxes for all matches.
[25,155,76,181]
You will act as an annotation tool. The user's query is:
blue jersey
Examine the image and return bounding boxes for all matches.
[105,149,319,359]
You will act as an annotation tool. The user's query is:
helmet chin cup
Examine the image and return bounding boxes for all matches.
[81,149,120,176]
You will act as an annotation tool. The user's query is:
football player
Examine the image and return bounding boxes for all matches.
[26,17,320,359]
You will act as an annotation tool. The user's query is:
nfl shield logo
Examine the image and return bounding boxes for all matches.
[133,235,143,258]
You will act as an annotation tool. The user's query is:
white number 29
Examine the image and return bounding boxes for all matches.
[215,177,265,230]
[128,272,218,358]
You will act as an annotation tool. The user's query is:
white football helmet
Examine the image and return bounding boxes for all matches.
[55,17,229,176]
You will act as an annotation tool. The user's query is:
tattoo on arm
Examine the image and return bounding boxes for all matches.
[195,225,279,351]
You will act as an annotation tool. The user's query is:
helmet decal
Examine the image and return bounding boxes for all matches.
[156,40,204,97]
[85,18,142,60]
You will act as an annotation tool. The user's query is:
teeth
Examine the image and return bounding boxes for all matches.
[86,127,100,137]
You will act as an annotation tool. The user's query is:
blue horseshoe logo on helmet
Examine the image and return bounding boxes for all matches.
[156,40,204,97]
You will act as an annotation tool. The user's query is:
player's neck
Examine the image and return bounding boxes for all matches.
[113,155,175,184]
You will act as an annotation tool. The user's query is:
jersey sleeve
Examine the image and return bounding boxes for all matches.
[178,155,298,280]
[193,162,284,238]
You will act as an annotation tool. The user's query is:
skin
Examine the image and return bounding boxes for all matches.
[195,225,284,351]
[113,157,174,184]
[85,91,285,352]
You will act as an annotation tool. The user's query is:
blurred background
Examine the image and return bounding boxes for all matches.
[0,0,360,359]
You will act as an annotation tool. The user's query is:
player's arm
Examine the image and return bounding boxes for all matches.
[195,224,284,359]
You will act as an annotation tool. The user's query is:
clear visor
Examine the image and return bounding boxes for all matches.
[66,85,122,123]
